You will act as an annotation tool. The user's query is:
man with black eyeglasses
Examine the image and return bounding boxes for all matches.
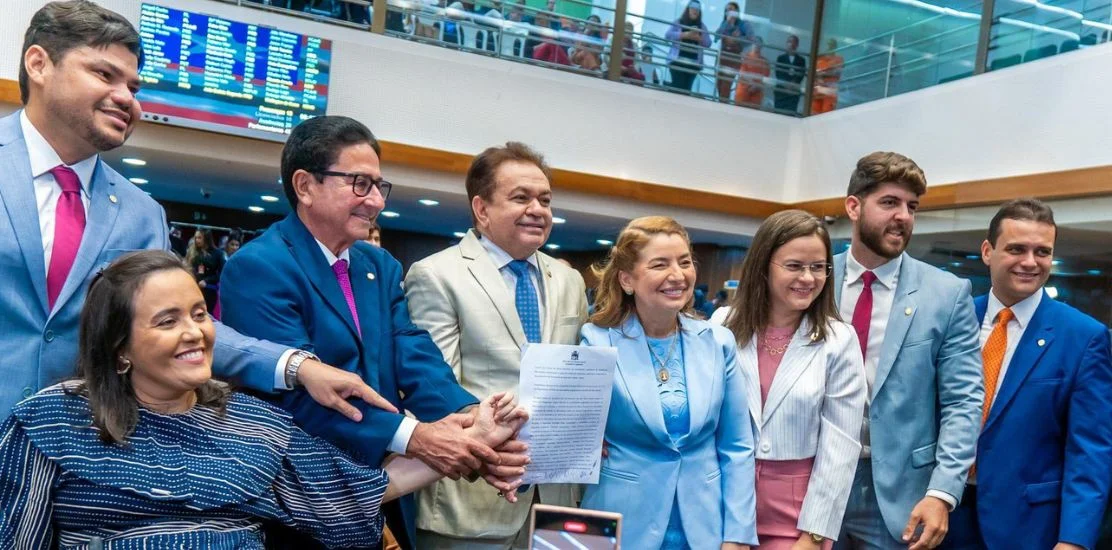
[220,116,528,550]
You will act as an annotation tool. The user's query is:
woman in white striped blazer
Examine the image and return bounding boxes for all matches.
[715,210,866,549]
[0,250,526,549]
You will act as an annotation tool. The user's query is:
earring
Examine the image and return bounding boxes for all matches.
[117,357,132,375]
[624,289,633,296]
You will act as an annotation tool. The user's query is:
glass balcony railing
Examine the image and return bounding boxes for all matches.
[228,0,1110,114]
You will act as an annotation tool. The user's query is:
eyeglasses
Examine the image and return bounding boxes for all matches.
[316,170,393,200]
[771,261,832,277]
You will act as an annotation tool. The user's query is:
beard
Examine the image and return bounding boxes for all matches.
[858,215,911,260]
[51,97,131,153]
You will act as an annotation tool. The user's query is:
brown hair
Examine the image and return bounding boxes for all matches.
[987,198,1056,247]
[589,216,694,328]
[68,250,228,445]
[847,151,927,198]
[367,219,381,238]
[21,0,142,104]
[466,142,553,229]
[724,210,840,347]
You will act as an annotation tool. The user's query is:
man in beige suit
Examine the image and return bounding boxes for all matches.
[406,142,588,549]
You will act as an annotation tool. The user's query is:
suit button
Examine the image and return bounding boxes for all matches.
[44,330,54,342]
[760,441,771,453]
[21,387,33,399]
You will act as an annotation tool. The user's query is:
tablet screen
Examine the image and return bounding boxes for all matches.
[530,507,619,549]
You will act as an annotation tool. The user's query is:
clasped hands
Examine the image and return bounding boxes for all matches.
[408,392,531,503]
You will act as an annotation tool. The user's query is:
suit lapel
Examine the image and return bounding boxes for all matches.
[833,253,847,305]
[873,256,919,398]
[762,321,822,422]
[0,135,48,316]
[983,293,1054,433]
[612,317,673,449]
[52,161,119,318]
[348,248,382,387]
[679,316,713,440]
[462,231,527,348]
[538,254,558,343]
[279,215,362,342]
[739,338,763,431]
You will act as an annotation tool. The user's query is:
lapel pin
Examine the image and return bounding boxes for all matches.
[367,273,375,280]
[904,307,912,316]
[109,194,118,204]
[1037,339,1045,347]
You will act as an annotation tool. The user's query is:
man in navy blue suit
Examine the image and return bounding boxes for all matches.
[0,0,388,423]
[220,116,526,549]
[943,199,1112,550]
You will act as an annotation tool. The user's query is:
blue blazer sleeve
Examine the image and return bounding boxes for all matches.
[715,327,758,545]
[0,415,58,547]
[381,254,478,420]
[1059,326,1112,547]
[929,279,984,500]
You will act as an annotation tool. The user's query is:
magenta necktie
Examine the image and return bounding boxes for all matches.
[851,270,877,359]
[332,259,362,338]
[46,165,86,309]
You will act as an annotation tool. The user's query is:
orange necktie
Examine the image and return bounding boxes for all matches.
[981,307,1014,423]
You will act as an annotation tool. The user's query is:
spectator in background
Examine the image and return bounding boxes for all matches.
[366,220,382,247]
[223,237,241,258]
[620,21,645,81]
[185,229,225,313]
[715,2,749,101]
[533,35,572,65]
[774,34,807,113]
[571,14,605,71]
[524,10,553,59]
[812,39,843,114]
[170,226,188,257]
[639,43,662,85]
[665,0,711,92]
[735,37,770,107]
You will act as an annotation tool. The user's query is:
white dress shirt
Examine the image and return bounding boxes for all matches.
[979,288,1042,399]
[21,111,96,274]
[316,240,416,455]
[478,234,546,324]
[839,251,956,507]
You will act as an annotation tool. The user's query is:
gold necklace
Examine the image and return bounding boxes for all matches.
[759,334,791,356]
[647,331,680,383]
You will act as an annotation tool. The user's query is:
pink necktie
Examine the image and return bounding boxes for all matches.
[851,270,877,359]
[332,259,362,338]
[46,165,86,309]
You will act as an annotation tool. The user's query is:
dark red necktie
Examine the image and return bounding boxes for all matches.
[851,270,877,359]
[46,165,86,309]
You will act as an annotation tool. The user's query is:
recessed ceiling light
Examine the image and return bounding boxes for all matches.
[965,254,979,260]
[1051,259,1062,266]
[261,195,280,202]
[418,199,439,206]
[452,231,467,238]
[1045,286,1059,299]
[128,177,148,184]
[949,261,962,267]
[552,216,567,224]
[121,157,146,166]
[380,210,400,218]
[596,239,613,246]
[545,243,560,250]
[248,206,264,213]
[1088,269,1102,275]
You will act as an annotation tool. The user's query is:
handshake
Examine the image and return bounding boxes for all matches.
[407,392,531,503]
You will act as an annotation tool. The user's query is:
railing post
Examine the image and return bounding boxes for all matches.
[371,0,388,33]
[606,0,629,81]
[974,0,995,73]
[801,0,826,116]
[883,33,895,98]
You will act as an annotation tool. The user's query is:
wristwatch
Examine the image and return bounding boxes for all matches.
[285,350,318,388]
[809,533,825,544]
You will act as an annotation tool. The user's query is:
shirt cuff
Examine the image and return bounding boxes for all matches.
[274,349,298,390]
[926,489,957,510]
[388,416,419,454]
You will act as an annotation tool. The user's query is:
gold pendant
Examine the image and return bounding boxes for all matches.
[658,368,670,383]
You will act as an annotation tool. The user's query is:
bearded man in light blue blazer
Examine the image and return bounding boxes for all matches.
[832,153,984,550]
[0,1,384,422]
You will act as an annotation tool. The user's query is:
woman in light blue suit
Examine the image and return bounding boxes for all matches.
[580,216,757,550]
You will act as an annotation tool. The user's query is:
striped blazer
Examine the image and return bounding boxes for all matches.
[0,384,389,549]
[719,312,867,539]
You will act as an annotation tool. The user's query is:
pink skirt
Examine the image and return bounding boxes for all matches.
[754,457,833,550]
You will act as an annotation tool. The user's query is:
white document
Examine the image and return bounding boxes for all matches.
[518,343,617,485]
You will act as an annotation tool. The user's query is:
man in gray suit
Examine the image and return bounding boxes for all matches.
[406,142,588,549]
[0,0,387,421]
[832,152,983,550]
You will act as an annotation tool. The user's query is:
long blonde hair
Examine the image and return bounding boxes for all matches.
[590,216,695,328]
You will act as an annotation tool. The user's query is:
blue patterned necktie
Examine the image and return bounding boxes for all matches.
[508,260,542,343]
